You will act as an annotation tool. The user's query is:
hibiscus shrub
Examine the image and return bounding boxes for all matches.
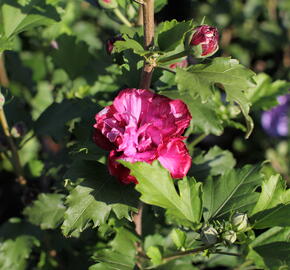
[0,0,289,270]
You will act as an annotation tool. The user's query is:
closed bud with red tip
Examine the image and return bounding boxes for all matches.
[186,25,219,58]
[106,35,124,55]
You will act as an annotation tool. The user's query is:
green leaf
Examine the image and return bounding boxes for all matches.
[154,0,167,12]
[248,226,290,270]
[51,34,91,79]
[170,228,186,249]
[62,160,138,236]
[254,242,290,270]
[0,235,40,270]
[91,227,137,270]
[189,146,236,180]
[251,204,290,229]
[34,98,97,141]
[0,0,59,38]
[251,174,290,215]
[157,20,194,52]
[160,90,223,135]
[203,165,262,221]
[23,193,66,230]
[147,246,163,266]
[246,73,290,110]
[250,174,290,229]
[175,57,256,138]
[121,160,202,227]
[114,35,146,55]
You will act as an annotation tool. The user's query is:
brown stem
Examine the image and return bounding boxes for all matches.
[0,53,26,185]
[0,53,9,87]
[133,202,144,236]
[139,0,155,89]
[133,202,144,269]
[137,6,144,26]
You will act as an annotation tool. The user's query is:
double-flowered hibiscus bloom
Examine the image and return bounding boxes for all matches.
[93,88,192,184]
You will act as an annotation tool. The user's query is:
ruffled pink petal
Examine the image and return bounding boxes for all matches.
[157,138,192,179]
[108,150,137,184]
[94,105,124,148]
[169,99,192,135]
[113,88,154,125]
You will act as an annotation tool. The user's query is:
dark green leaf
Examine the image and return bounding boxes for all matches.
[248,226,290,270]
[251,204,290,229]
[121,160,202,227]
[0,235,39,270]
[23,193,66,230]
[34,98,98,141]
[251,174,290,215]
[154,0,168,12]
[62,160,138,236]
[247,73,290,110]
[189,146,236,180]
[157,20,194,52]
[175,58,256,138]
[203,165,262,221]
[254,242,290,270]
[91,227,137,270]
[51,34,91,79]
[0,0,59,38]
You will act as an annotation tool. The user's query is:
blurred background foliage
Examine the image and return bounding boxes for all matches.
[0,0,289,269]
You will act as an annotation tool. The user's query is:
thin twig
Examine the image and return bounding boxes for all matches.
[134,202,144,269]
[162,244,215,263]
[188,133,207,149]
[0,52,26,185]
[137,5,144,26]
[139,0,155,89]
[155,65,176,74]
[113,8,132,27]
[214,251,241,257]
[133,202,144,236]
[0,53,9,87]
[158,50,188,64]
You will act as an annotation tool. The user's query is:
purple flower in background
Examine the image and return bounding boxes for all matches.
[261,94,290,137]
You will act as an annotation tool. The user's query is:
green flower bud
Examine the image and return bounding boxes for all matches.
[201,226,218,245]
[232,213,248,232]
[98,0,118,9]
[222,230,237,245]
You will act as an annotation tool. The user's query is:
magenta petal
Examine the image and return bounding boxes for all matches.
[93,88,193,184]
[108,150,137,184]
[169,99,192,135]
[157,138,192,179]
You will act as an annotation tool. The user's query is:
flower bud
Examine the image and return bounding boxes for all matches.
[106,35,124,55]
[186,25,219,58]
[200,226,218,245]
[11,122,27,138]
[222,230,237,245]
[0,91,5,109]
[232,213,249,232]
[98,0,118,9]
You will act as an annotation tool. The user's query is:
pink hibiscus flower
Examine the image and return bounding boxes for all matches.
[93,88,192,184]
